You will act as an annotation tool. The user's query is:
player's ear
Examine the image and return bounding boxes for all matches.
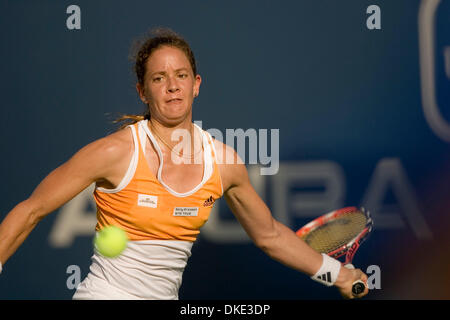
[193,74,202,98]
[136,83,149,103]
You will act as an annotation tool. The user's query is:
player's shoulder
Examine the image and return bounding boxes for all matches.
[207,134,247,192]
[99,125,134,153]
[208,135,243,166]
[77,124,134,164]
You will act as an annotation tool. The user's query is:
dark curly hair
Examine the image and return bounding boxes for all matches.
[114,27,197,129]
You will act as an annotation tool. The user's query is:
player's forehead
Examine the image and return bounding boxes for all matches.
[146,45,192,74]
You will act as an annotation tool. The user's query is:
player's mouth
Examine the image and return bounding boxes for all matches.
[166,98,183,104]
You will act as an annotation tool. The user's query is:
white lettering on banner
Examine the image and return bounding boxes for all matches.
[49,159,432,247]
[361,158,432,239]
[273,161,346,227]
[444,46,450,80]
[201,159,432,243]
[49,184,97,248]
[419,0,450,142]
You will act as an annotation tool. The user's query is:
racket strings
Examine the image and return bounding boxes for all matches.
[300,211,367,254]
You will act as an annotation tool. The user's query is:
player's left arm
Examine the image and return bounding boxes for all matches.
[216,142,364,297]
[221,158,322,276]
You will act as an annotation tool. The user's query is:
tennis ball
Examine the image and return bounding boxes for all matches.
[94,225,128,258]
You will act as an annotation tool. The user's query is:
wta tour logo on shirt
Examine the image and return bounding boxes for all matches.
[173,207,199,217]
[137,194,158,208]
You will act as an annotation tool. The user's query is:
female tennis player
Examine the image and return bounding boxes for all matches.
[0,28,368,299]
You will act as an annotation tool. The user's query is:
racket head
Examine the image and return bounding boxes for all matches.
[296,207,373,265]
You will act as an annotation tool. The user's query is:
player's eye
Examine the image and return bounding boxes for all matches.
[152,76,163,83]
[178,73,188,79]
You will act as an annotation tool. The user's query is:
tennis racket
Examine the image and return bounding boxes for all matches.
[296,207,373,295]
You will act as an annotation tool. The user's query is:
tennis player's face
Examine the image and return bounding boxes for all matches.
[138,46,201,125]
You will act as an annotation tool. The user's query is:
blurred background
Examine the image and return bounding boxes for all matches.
[0,0,449,299]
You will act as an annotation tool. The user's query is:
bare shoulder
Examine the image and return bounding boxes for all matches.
[70,125,134,184]
[82,126,132,162]
[23,125,135,216]
[210,137,248,192]
[95,126,134,157]
[211,138,239,164]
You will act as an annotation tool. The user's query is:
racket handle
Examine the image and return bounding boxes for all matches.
[344,264,366,296]
[351,280,366,295]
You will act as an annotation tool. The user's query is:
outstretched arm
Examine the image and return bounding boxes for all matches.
[217,145,368,298]
[0,130,132,269]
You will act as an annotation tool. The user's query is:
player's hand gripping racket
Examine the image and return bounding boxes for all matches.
[296,207,373,296]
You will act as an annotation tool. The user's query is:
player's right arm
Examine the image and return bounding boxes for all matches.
[0,128,133,269]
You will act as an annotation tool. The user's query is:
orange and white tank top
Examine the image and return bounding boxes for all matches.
[73,120,223,300]
[94,119,223,241]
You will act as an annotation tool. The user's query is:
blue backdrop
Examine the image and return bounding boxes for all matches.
[1,0,449,299]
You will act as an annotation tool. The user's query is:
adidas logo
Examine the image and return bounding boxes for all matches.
[203,196,215,207]
[317,272,332,283]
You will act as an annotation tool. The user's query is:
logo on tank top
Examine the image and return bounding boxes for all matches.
[203,195,215,207]
[173,207,199,217]
[137,194,158,208]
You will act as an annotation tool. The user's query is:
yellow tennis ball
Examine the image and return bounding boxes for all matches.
[94,225,128,258]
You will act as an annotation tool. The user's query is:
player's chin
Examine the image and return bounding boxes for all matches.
[161,110,192,126]
[164,102,191,116]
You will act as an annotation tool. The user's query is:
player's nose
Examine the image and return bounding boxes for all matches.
[166,76,180,93]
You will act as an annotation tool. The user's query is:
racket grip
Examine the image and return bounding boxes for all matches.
[351,280,366,295]
[344,264,366,296]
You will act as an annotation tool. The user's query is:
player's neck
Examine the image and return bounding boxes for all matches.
[148,117,202,160]
[148,117,193,141]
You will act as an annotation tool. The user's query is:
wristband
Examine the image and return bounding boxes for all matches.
[311,253,341,286]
